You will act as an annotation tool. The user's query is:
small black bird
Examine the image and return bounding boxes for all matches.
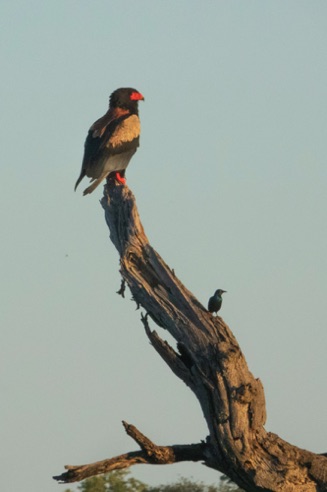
[208,289,226,315]
[75,87,144,195]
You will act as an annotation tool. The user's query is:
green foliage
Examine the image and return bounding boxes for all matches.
[77,470,147,492]
[62,470,244,492]
[147,476,220,491]
[147,475,243,492]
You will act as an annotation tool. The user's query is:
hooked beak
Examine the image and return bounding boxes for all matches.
[130,91,144,101]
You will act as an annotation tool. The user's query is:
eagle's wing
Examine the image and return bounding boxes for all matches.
[74,111,140,193]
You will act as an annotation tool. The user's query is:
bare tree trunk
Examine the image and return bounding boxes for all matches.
[54,184,327,491]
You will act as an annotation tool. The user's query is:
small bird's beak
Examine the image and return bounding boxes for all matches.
[222,290,227,293]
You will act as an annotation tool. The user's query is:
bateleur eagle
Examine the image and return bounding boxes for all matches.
[75,87,144,195]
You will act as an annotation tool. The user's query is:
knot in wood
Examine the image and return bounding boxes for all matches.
[145,446,175,464]
[232,383,254,404]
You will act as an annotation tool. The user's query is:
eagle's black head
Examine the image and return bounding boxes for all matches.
[109,87,144,114]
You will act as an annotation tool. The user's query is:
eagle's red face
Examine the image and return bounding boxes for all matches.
[130,91,144,101]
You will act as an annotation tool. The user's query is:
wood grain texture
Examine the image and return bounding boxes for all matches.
[54,183,327,491]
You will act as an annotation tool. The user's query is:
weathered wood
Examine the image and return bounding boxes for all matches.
[53,421,206,483]
[54,183,327,491]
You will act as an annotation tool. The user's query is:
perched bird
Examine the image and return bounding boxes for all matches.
[208,289,227,315]
[75,87,144,195]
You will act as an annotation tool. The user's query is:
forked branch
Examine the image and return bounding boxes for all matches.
[53,421,205,483]
[54,183,327,491]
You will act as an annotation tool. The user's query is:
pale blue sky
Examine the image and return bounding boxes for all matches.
[1,2,327,491]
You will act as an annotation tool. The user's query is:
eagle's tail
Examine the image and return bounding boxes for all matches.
[83,172,108,196]
[74,171,85,192]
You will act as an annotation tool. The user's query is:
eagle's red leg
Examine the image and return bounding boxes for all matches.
[115,172,126,185]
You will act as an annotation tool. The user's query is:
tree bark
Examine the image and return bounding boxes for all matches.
[54,183,327,491]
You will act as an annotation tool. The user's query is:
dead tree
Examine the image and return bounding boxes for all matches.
[54,184,327,491]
